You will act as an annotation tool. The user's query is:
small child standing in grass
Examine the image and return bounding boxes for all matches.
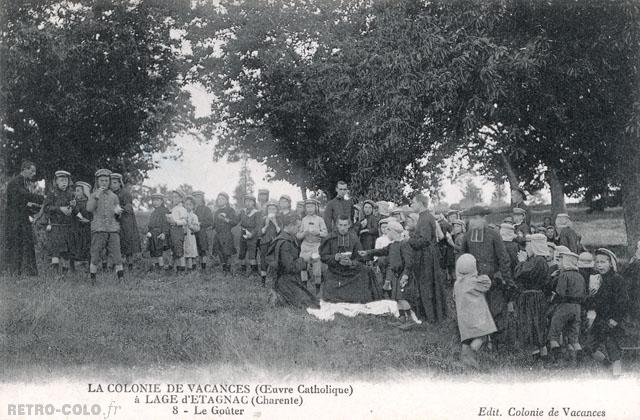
[145,193,170,271]
[87,169,124,284]
[454,253,497,370]
[585,248,628,377]
[238,195,261,275]
[167,190,188,273]
[258,201,281,286]
[297,199,328,294]
[213,192,237,273]
[183,196,200,270]
[548,250,587,364]
[70,181,92,267]
[43,170,75,275]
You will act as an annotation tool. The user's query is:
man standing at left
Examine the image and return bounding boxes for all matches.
[5,160,44,276]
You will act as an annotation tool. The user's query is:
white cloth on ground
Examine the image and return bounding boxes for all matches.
[307,299,400,321]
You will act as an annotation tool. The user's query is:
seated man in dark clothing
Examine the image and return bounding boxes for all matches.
[320,216,381,303]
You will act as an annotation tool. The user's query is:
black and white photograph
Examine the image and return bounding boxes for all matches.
[1,0,640,419]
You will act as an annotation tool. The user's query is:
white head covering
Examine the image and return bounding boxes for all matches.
[526,234,549,257]
[455,253,478,281]
[499,223,516,242]
[555,213,572,229]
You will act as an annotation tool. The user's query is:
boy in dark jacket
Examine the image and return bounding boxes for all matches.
[548,250,587,364]
[259,201,281,286]
[194,191,214,270]
[238,195,262,275]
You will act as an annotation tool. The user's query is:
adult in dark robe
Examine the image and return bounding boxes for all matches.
[460,206,515,337]
[511,187,531,227]
[407,193,448,323]
[110,174,141,265]
[323,181,354,233]
[4,161,43,276]
[320,216,381,303]
[267,214,320,309]
[212,192,238,272]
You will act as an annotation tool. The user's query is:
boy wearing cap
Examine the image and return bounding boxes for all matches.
[194,191,214,270]
[87,169,124,283]
[297,199,328,294]
[70,181,92,265]
[213,192,238,273]
[167,190,188,272]
[513,207,530,240]
[511,187,531,226]
[556,213,581,254]
[146,193,170,271]
[257,189,270,213]
[548,250,587,364]
[43,170,75,274]
[259,201,281,286]
[110,173,141,270]
[238,195,262,275]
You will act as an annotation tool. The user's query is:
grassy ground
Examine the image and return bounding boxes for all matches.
[2,205,636,382]
[2,266,638,383]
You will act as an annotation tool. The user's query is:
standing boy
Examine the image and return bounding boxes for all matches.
[43,170,75,274]
[194,191,214,270]
[110,173,141,270]
[87,169,124,283]
[145,193,170,271]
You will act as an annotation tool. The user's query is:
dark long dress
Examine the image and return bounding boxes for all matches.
[42,187,75,258]
[70,198,92,261]
[621,259,640,320]
[514,255,551,348]
[147,206,170,258]
[267,232,320,309]
[4,175,43,275]
[116,188,142,257]
[355,214,379,250]
[407,210,447,323]
[212,206,238,263]
[320,231,381,303]
[195,204,214,256]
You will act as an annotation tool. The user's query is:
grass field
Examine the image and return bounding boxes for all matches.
[1,205,637,382]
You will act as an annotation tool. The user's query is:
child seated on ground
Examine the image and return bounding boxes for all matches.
[454,253,497,370]
[548,250,587,365]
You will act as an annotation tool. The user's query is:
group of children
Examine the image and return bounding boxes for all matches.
[37,171,634,375]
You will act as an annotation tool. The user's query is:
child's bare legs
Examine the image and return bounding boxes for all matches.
[311,256,322,294]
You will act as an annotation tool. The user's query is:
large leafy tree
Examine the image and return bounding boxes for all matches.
[0,0,195,185]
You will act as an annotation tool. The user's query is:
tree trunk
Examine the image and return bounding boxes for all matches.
[621,132,640,257]
[548,167,567,218]
[0,150,6,270]
[300,186,307,200]
[500,154,520,191]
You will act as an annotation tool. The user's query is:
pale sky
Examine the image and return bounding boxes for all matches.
[144,84,513,205]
